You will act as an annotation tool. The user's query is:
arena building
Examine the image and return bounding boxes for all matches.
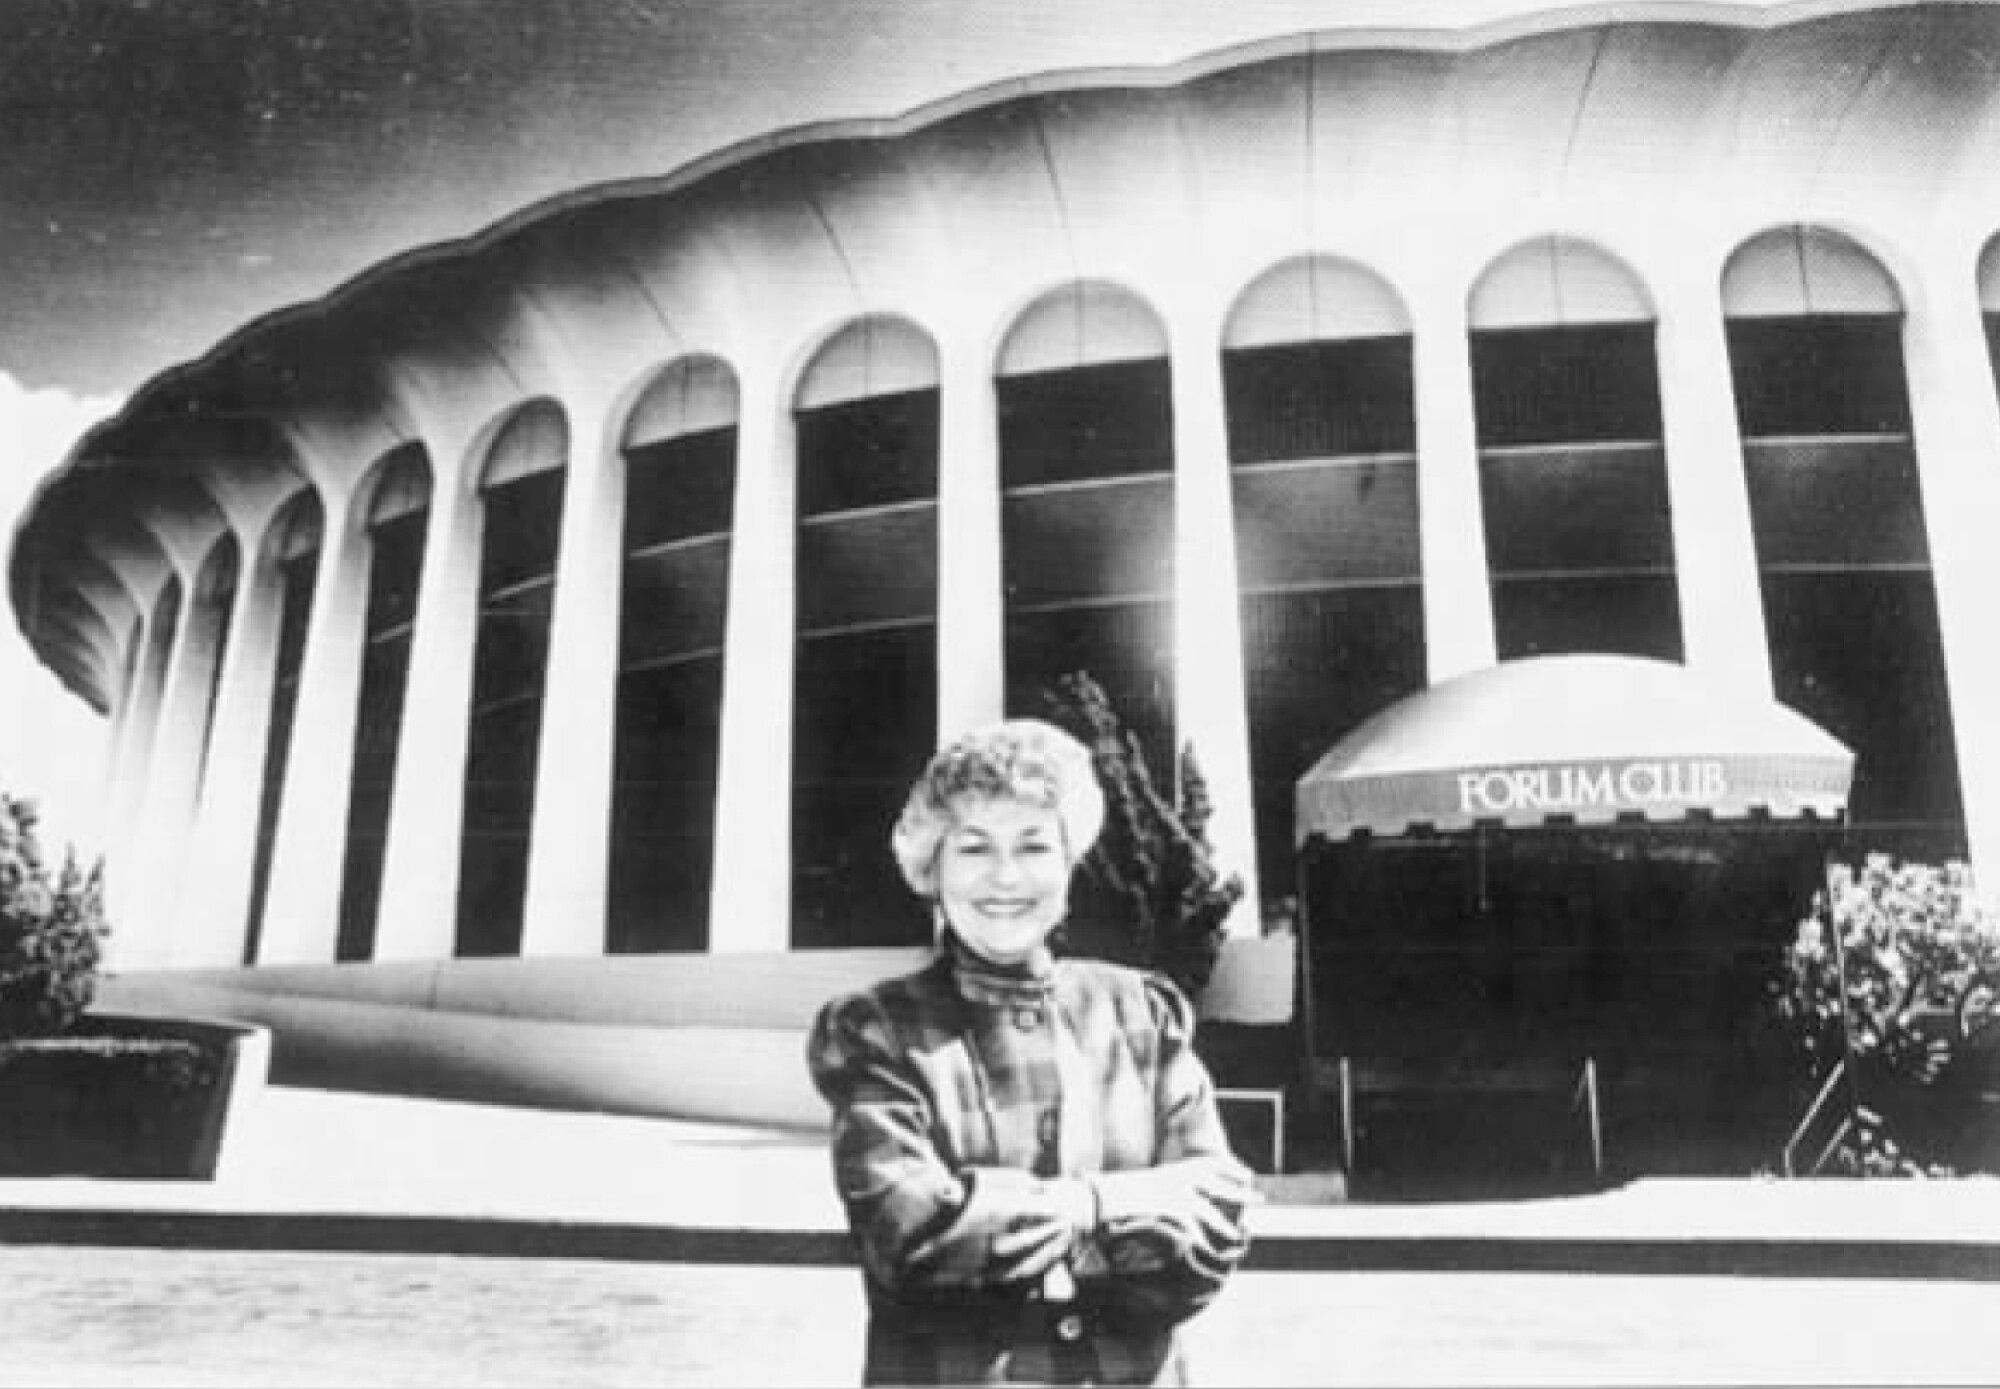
[9,0,2000,1172]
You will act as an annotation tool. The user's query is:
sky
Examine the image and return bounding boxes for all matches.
[0,0,1800,396]
[0,373,119,858]
[0,0,1803,862]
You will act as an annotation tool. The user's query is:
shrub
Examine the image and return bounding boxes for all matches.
[1038,672,1245,1001]
[1770,854,2000,1175]
[0,792,109,1037]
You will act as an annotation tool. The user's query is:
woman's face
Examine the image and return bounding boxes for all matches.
[935,795,1072,966]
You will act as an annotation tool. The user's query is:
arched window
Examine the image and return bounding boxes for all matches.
[1470,236,1679,661]
[112,602,143,725]
[610,357,739,954]
[141,577,183,754]
[190,534,240,794]
[1223,255,1426,890]
[791,317,940,949]
[998,282,1175,768]
[457,402,568,958]
[1724,225,1962,858]
[245,490,322,964]
[337,445,431,963]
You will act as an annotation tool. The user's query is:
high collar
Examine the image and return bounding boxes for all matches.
[940,927,1057,1009]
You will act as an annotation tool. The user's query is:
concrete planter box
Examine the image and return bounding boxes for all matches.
[0,1012,268,1180]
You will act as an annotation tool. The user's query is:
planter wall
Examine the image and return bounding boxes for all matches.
[0,1012,270,1180]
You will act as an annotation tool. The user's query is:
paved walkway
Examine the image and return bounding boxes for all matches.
[11,1246,2000,1388]
[5,1087,1997,1386]
[1,1084,1997,1279]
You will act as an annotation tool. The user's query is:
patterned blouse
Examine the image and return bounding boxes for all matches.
[806,936,1250,1386]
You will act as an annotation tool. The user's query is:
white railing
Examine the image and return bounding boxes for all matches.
[1780,1060,1853,1177]
[1333,1054,1604,1181]
[1569,1056,1603,1178]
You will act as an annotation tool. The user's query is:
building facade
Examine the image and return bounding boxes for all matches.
[10,4,2000,1029]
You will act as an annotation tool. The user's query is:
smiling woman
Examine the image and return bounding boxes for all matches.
[890,719,1104,957]
[809,720,1256,1386]
[934,799,1073,966]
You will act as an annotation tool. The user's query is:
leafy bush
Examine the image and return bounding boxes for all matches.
[0,792,109,1037]
[1770,854,2000,1175]
[1038,672,1245,1001]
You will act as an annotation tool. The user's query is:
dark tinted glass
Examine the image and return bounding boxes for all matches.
[1726,315,1910,438]
[796,389,939,518]
[998,359,1172,488]
[624,427,736,550]
[791,626,938,950]
[1472,323,1663,447]
[1224,336,1415,463]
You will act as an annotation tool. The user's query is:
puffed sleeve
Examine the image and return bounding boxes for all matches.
[1143,973,1240,1167]
[807,990,1086,1298]
[1074,974,1251,1323]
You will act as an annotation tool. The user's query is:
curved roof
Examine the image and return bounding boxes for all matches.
[0,0,1871,397]
[1296,655,1855,841]
[14,1,2000,711]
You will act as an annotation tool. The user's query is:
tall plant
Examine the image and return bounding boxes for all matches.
[0,793,108,1037]
[1038,672,1244,1001]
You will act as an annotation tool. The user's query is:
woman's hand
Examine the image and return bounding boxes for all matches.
[985,1177,1099,1283]
[988,1212,1078,1283]
[1090,1154,1260,1249]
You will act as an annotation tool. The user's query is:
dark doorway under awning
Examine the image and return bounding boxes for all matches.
[1296,653,1854,843]
[1289,655,1856,1196]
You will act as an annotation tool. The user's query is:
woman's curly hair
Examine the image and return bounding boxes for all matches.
[890,719,1105,897]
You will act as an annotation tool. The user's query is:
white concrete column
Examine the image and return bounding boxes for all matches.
[1901,247,2000,897]
[935,328,1005,740]
[707,358,796,953]
[170,529,285,967]
[99,584,172,950]
[1653,262,1773,695]
[256,486,371,964]
[123,566,230,968]
[520,388,625,957]
[1167,306,1260,933]
[1409,281,1497,683]
[372,447,484,962]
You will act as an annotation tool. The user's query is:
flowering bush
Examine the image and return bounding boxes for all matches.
[1772,854,2000,1175]
[0,793,108,1037]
